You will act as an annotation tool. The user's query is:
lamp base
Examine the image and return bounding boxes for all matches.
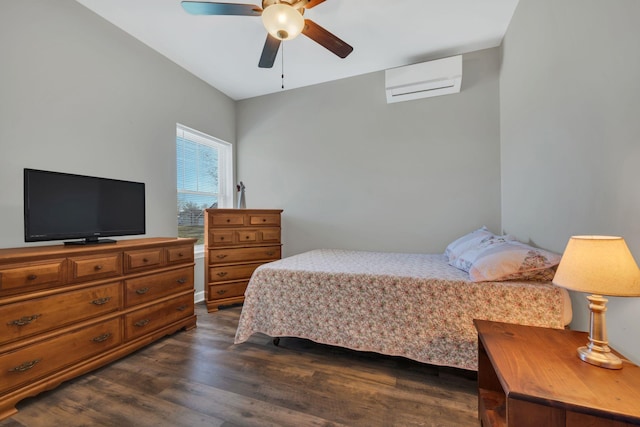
[576,294,624,370]
[578,346,622,369]
[577,345,622,369]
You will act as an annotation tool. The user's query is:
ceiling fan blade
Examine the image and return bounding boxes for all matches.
[302,19,353,59]
[304,0,327,9]
[258,34,281,68]
[181,1,262,16]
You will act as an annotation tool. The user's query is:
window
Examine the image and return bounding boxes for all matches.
[176,124,232,245]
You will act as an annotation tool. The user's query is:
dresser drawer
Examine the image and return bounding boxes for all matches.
[236,230,258,243]
[68,253,122,282]
[210,213,245,227]
[124,293,194,341]
[209,263,263,283]
[208,281,248,301]
[0,318,122,394]
[124,267,193,307]
[0,259,66,293]
[260,228,281,243]
[249,214,281,226]
[209,246,281,265]
[166,245,194,265]
[210,230,235,246]
[124,248,163,273]
[1,282,122,346]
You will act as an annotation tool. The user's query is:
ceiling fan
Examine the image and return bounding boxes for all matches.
[181,0,353,68]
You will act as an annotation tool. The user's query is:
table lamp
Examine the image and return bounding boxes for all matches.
[553,236,640,369]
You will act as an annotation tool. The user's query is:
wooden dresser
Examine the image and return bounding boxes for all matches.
[475,319,640,427]
[0,237,197,421]
[204,208,282,312]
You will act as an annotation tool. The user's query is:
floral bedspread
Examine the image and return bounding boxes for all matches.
[234,249,565,371]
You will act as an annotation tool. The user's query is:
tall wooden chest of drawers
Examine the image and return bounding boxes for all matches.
[204,209,282,312]
[0,237,197,421]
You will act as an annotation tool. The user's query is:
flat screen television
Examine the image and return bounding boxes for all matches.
[24,168,146,245]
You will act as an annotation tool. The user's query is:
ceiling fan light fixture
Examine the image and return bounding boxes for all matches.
[261,4,304,40]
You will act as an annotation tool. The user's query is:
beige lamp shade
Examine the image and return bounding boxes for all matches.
[553,236,640,297]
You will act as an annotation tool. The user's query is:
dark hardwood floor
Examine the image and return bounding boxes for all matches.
[1,303,479,427]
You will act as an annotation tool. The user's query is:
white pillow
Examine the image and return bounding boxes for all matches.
[457,237,561,282]
[444,227,495,264]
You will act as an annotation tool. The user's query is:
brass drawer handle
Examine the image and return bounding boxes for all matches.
[216,289,227,295]
[217,272,227,277]
[134,319,150,327]
[136,287,149,295]
[27,274,38,281]
[177,278,187,284]
[91,333,112,343]
[91,297,112,305]
[7,314,41,327]
[176,305,187,312]
[9,359,41,372]
[216,254,227,259]
[94,265,103,271]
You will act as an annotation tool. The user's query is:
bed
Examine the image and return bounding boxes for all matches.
[234,247,571,371]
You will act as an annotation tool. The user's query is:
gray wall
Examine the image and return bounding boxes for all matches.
[237,48,502,257]
[0,0,236,298]
[500,0,640,362]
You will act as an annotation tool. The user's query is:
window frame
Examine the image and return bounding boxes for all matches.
[176,123,233,250]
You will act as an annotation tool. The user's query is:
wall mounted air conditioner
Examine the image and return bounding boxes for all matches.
[385,55,462,104]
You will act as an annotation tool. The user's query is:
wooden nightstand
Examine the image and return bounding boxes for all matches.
[474,319,640,427]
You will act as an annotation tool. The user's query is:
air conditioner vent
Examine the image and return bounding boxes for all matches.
[385,55,462,104]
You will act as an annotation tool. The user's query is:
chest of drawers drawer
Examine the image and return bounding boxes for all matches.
[0,317,122,394]
[0,259,66,293]
[209,262,264,283]
[208,281,249,301]
[1,282,122,346]
[124,248,164,273]
[68,253,122,282]
[209,228,281,247]
[124,267,194,307]
[166,245,194,265]
[124,293,194,341]
[248,213,281,226]
[209,246,281,265]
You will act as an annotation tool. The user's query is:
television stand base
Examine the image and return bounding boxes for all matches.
[64,238,117,245]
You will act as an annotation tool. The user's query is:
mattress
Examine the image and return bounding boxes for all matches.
[234,249,571,371]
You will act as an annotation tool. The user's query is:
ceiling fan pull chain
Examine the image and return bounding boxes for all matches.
[281,42,285,89]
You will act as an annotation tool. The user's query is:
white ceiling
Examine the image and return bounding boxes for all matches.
[74,0,519,101]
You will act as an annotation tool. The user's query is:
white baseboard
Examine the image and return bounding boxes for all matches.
[194,290,205,304]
